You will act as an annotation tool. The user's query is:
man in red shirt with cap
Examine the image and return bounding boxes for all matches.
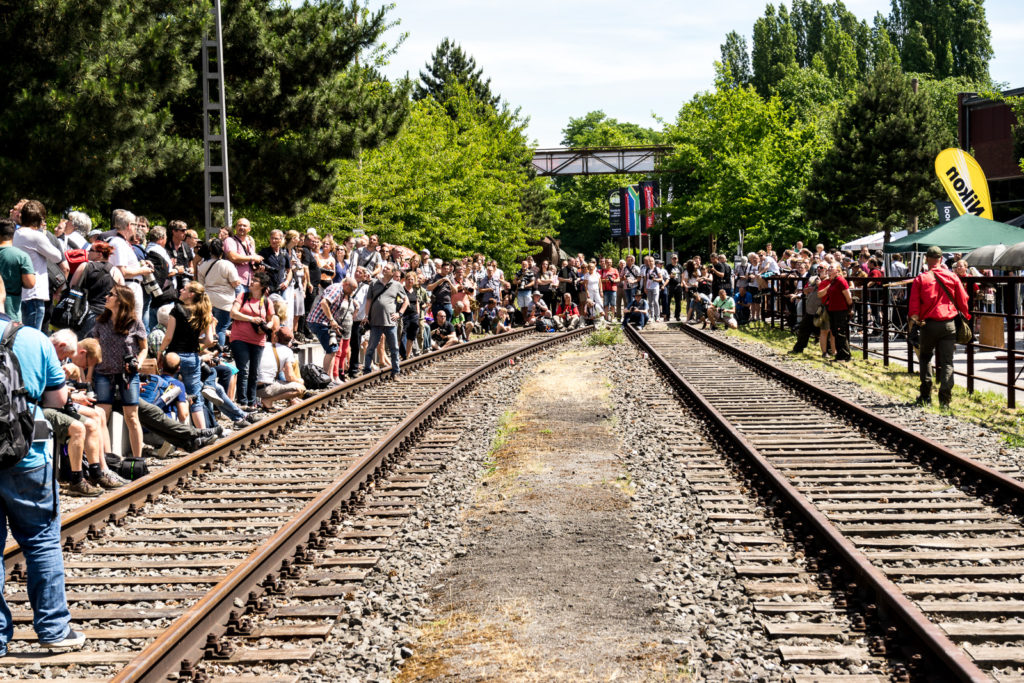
[909,245,971,407]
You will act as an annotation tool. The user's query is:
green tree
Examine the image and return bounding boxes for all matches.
[720,31,753,87]
[803,63,939,244]
[751,4,799,96]
[551,112,661,254]
[887,0,992,81]
[661,66,825,255]
[0,0,211,211]
[327,87,546,270]
[413,38,499,110]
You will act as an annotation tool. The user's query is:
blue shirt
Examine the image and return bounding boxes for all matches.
[734,291,753,306]
[0,320,64,468]
[140,374,188,418]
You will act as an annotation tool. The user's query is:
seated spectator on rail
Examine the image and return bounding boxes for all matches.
[479,298,499,333]
[624,290,649,329]
[524,291,553,329]
[494,307,511,334]
[256,327,305,411]
[0,300,88,653]
[430,309,460,350]
[44,397,105,497]
[556,293,581,330]
[707,289,737,330]
[733,285,753,326]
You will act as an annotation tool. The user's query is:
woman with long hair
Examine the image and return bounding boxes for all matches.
[286,230,310,340]
[92,284,148,461]
[197,238,242,347]
[230,271,278,410]
[317,236,337,293]
[158,281,216,429]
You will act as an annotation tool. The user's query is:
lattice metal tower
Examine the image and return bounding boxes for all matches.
[202,0,232,237]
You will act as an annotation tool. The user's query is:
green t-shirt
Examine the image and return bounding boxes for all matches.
[712,295,735,319]
[0,245,34,321]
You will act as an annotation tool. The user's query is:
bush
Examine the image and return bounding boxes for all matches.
[587,327,623,346]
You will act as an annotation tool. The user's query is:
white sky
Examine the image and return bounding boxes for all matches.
[373,0,1024,147]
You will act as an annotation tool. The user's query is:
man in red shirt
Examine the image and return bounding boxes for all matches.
[825,263,853,361]
[909,245,971,407]
[556,293,581,329]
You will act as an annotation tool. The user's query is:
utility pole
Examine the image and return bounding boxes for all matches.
[202,0,231,237]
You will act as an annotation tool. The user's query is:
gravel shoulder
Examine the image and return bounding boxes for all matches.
[396,346,688,682]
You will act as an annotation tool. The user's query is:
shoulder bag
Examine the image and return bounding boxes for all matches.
[932,273,973,344]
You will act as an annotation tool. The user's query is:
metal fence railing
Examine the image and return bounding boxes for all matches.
[758,275,1024,409]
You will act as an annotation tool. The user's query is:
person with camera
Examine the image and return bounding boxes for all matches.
[556,292,581,330]
[224,217,262,294]
[624,289,649,329]
[307,276,357,385]
[229,271,278,411]
[167,220,195,293]
[197,238,243,347]
[362,263,408,378]
[157,281,216,429]
[91,284,148,463]
[430,308,460,350]
[255,326,305,411]
[107,210,153,325]
[143,226,178,332]
[11,200,64,330]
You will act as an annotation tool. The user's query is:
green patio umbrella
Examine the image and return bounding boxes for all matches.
[883,214,1024,253]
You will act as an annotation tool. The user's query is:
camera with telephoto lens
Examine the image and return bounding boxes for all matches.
[328,329,339,347]
[123,353,139,377]
[141,271,163,299]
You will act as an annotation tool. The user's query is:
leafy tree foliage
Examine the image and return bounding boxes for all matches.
[326,86,547,270]
[1,0,409,222]
[414,38,499,110]
[551,112,661,254]
[720,31,753,88]
[661,66,824,255]
[804,64,939,244]
[0,0,211,211]
[886,0,992,81]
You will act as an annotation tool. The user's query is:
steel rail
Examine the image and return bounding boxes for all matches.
[3,326,539,572]
[624,323,989,682]
[113,325,592,682]
[676,323,1024,505]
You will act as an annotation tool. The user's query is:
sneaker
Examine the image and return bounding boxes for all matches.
[39,629,86,650]
[92,470,126,490]
[201,386,225,408]
[66,479,102,498]
[232,420,250,431]
[245,413,260,424]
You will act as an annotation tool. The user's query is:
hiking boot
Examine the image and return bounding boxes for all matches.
[91,470,126,490]
[66,479,102,497]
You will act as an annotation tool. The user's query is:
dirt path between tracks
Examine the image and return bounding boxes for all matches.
[395,346,688,682]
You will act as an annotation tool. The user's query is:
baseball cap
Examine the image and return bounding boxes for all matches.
[926,246,943,258]
[421,248,430,255]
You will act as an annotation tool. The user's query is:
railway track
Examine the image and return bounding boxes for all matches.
[627,324,1024,682]
[0,326,589,682]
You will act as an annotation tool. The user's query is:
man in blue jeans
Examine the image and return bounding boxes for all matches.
[362,264,408,377]
[0,308,86,655]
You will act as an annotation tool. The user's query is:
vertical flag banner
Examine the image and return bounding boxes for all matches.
[608,189,624,238]
[933,200,956,225]
[639,180,659,230]
[935,148,993,219]
[626,185,640,236]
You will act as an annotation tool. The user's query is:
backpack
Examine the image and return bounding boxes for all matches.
[47,260,67,298]
[117,457,150,481]
[65,249,88,278]
[52,286,89,331]
[301,363,332,390]
[0,323,47,469]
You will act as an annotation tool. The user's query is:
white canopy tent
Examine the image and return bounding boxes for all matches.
[840,229,908,251]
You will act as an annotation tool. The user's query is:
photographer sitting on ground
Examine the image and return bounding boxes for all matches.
[430,309,460,350]
[707,288,737,330]
[256,327,306,411]
[556,292,580,330]
[624,289,649,329]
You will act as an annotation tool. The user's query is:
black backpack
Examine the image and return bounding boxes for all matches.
[52,286,89,331]
[0,323,47,469]
[301,363,332,389]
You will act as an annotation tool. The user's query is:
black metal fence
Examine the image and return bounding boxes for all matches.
[759,275,1024,409]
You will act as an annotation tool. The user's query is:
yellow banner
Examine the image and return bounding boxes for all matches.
[935,148,993,219]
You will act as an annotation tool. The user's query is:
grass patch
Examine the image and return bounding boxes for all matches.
[587,326,623,346]
[726,325,1024,444]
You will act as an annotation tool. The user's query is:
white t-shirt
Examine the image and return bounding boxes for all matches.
[199,258,242,311]
[108,234,140,280]
[582,272,602,301]
[12,228,62,301]
[257,343,293,384]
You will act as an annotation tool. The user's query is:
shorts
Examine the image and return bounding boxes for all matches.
[43,408,83,446]
[257,380,304,400]
[94,372,141,406]
[603,291,617,309]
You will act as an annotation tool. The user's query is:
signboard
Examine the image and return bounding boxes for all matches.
[934,199,956,225]
[626,185,640,236]
[608,189,624,238]
[935,148,993,219]
[639,180,659,230]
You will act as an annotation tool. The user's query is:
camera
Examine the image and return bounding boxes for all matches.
[62,394,79,417]
[141,272,163,299]
[123,353,139,376]
[328,329,339,347]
